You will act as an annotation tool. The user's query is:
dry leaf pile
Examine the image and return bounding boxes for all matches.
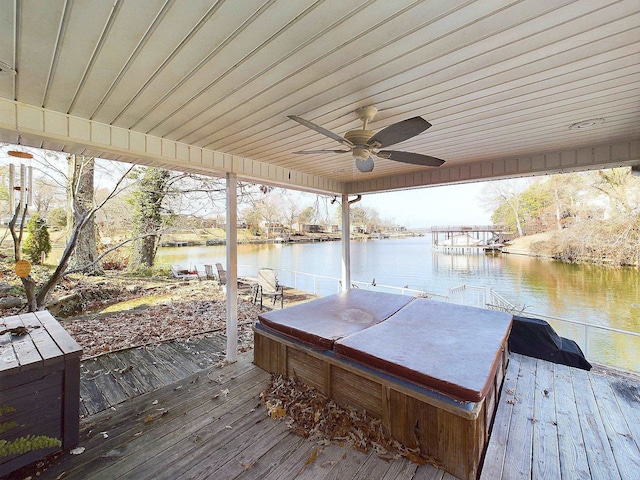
[261,375,441,467]
[59,281,262,358]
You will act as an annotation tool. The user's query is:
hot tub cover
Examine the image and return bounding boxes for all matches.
[334,298,513,402]
[257,289,413,350]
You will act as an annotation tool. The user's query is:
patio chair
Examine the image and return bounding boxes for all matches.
[195,265,208,281]
[204,264,216,280]
[256,268,284,308]
[171,265,198,280]
[216,263,227,286]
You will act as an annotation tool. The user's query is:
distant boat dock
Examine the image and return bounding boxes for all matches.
[431,225,509,254]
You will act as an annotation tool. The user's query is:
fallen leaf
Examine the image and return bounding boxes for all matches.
[143,410,168,424]
[269,405,286,419]
[239,460,255,471]
[305,448,322,465]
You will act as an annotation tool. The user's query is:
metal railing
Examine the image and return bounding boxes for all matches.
[446,285,640,372]
[237,267,640,373]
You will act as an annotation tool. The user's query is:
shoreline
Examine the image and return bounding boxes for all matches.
[158,231,424,248]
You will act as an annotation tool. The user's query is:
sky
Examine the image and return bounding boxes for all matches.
[358,182,492,229]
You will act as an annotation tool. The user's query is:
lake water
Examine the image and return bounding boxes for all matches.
[157,235,640,372]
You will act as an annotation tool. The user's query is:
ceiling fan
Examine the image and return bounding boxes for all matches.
[288,106,445,173]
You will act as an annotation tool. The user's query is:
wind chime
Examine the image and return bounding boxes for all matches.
[7,150,33,216]
[7,149,34,277]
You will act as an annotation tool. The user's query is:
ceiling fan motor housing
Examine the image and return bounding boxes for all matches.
[344,129,376,160]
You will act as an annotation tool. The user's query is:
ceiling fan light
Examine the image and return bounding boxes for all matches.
[355,157,374,172]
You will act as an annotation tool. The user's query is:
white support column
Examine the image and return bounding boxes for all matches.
[341,194,350,292]
[225,172,238,363]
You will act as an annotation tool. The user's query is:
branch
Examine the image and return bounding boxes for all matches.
[34,165,136,308]
[8,203,28,261]
[63,232,166,275]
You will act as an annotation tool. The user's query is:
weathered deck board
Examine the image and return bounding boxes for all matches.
[502,354,536,478]
[553,363,590,480]
[126,347,179,386]
[76,335,237,418]
[78,367,109,415]
[571,367,622,480]
[532,359,560,479]
[234,429,310,479]
[165,338,222,370]
[16,344,639,480]
[608,372,640,452]
[96,352,146,398]
[81,356,129,408]
[479,353,521,480]
[589,372,640,479]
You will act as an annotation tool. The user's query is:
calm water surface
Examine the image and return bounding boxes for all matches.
[157,236,640,371]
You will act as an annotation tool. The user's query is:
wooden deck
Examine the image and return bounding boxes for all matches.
[78,334,228,416]
[14,339,640,479]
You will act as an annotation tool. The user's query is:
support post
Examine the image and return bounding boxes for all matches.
[225,173,238,363]
[341,194,350,292]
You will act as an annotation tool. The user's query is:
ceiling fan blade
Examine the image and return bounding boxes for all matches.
[368,117,431,148]
[376,150,445,167]
[288,115,353,146]
[292,149,350,154]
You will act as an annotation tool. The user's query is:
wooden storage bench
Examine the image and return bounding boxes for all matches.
[253,292,512,480]
[1,311,82,477]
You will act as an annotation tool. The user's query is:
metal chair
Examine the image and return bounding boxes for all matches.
[255,268,284,308]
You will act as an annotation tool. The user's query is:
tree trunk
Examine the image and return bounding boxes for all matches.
[67,155,102,274]
[128,167,170,271]
[553,184,562,230]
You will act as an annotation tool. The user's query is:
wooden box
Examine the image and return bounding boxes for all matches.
[254,325,508,480]
[1,311,82,477]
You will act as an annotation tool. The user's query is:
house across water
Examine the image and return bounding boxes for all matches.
[431,225,510,254]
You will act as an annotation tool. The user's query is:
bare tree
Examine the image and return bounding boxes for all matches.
[67,154,101,274]
[482,180,528,236]
[281,192,304,232]
[589,168,638,216]
[4,150,134,311]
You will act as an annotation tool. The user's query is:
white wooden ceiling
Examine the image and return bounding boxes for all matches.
[0,0,638,195]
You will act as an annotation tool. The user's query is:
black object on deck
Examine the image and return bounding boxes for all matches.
[509,315,592,370]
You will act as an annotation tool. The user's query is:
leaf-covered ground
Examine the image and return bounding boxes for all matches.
[1,274,262,358]
[69,281,263,358]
